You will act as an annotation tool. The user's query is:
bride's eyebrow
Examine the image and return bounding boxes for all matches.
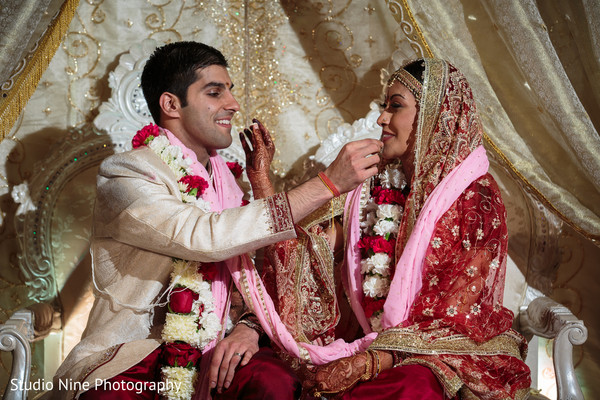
[390,93,406,100]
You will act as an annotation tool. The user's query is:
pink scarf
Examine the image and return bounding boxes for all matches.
[227,145,489,365]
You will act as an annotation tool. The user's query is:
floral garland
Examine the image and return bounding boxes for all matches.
[358,161,407,332]
[132,124,245,399]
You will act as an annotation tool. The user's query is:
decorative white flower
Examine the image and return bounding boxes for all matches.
[490,259,499,270]
[376,204,403,220]
[429,276,439,287]
[380,162,406,189]
[182,193,197,204]
[161,366,197,400]
[465,265,477,277]
[149,135,170,152]
[479,178,490,186]
[465,190,475,200]
[446,305,458,317]
[369,315,383,332]
[162,314,200,343]
[197,311,221,348]
[451,225,460,238]
[373,219,399,236]
[470,303,481,315]
[363,275,390,298]
[476,228,484,240]
[361,210,378,232]
[423,308,434,317]
[162,143,184,163]
[361,253,392,276]
[462,239,471,249]
[492,217,500,229]
[431,237,442,248]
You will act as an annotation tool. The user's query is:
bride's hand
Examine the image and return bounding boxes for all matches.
[239,119,275,199]
[310,352,372,397]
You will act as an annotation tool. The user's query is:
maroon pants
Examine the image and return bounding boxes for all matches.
[80,346,300,400]
[215,347,301,399]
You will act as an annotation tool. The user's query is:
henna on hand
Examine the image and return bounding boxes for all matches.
[240,119,276,199]
[312,352,372,396]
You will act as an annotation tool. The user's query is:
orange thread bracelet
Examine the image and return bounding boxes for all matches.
[317,172,341,197]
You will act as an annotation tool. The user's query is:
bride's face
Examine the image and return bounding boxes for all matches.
[376,81,418,161]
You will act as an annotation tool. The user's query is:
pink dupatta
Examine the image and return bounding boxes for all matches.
[227,145,490,365]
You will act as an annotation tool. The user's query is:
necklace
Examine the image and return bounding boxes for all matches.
[132,124,242,399]
[358,161,407,332]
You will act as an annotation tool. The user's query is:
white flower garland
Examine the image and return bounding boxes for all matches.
[140,130,221,399]
[360,162,407,331]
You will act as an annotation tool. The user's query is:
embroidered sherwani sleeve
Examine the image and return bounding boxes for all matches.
[94,149,296,262]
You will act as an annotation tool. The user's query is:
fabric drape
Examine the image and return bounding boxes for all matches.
[402,0,600,240]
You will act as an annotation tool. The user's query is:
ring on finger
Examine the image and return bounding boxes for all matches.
[234,352,243,358]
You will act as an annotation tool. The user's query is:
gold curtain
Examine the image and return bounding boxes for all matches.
[0,0,80,141]
[398,0,600,241]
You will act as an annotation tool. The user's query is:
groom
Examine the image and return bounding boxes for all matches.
[51,40,382,400]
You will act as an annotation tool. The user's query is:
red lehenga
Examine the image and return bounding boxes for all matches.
[262,59,531,399]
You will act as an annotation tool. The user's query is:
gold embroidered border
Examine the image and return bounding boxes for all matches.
[71,344,121,398]
[0,0,80,141]
[368,329,523,359]
[299,193,347,230]
[239,257,311,362]
[388,69,422,101]
[294,234,312,344]
[459,386,531,400]
[266,192,295,233]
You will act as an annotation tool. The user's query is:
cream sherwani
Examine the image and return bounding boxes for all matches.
[51,147,296,399]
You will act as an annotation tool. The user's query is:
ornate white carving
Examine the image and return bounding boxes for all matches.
[520,296,587,400]
[0,309,33,400]
[93,39,157,138]
[11,182,36,216]
[311,101,381,167]
[15,125,121,302]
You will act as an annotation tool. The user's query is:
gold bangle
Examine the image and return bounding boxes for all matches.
[371,350,381,378]
[360,351,373,382]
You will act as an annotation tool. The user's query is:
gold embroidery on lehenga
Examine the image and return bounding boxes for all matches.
[369,329,524,359]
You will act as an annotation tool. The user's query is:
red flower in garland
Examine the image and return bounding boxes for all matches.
[363,296,386,318]
[178,175,209,199]
[198,263,218,282]
[372,186,406,206]
[132,124,160,148]
[357,236,396,257]
[169,287,199,314]
[161,342,203,369]
[226,162,244,179]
